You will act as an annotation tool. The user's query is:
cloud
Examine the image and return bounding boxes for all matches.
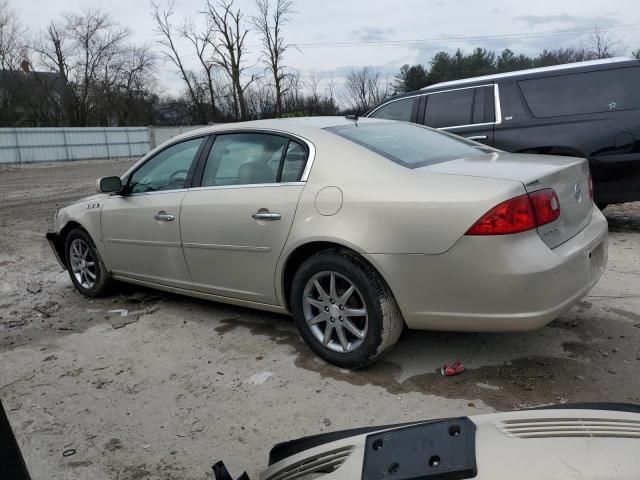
[350,26,395,42]
[516,13,618,29]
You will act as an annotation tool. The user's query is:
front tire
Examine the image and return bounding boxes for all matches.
[290,249,403,368]
[64,228,112,297]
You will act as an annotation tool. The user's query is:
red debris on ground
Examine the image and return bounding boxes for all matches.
[440,361,465,377]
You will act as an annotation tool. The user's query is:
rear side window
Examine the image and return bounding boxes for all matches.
[326,122,486,169]
[472,86,495,124]
[200,133,307,187]
[519,67,640,118]
[425,88,474,128]
[202,133,288,186]
[280,141,307,182]
[369,97,416,121]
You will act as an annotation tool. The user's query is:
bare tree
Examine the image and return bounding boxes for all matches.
[181,15,222,121]
[342,66,389,114]
[0,0,28,70]
[588,27,622,59]
[112,43,158,124]
[633,49,640,60]
[251,0,295,117]
[36,9,130,125]
[245,76,275,118]
[205,0,256,120]
[306,70,321,114]
[326,73,336,103]
[151,0,207,124]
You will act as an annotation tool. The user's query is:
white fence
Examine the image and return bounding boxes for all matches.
[0,126,206,165]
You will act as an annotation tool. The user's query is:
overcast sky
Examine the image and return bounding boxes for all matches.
[15,0,640,96]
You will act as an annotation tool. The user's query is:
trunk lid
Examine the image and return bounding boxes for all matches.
[422,152,593,248]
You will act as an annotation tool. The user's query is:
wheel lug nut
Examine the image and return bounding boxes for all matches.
[330,299,335,304]
[339,305,344,310]
[324,306,329,312]
[330,317,335,322]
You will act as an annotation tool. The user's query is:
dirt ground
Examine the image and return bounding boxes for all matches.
[1,159,640,480]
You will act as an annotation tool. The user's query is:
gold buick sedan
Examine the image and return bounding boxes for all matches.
[47,117,608,367]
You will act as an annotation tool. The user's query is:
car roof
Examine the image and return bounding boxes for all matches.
[420,57,637,90]
[170,116,389,142]
[364,57,639,113]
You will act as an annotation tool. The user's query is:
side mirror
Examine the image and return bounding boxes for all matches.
[97,176,123,193]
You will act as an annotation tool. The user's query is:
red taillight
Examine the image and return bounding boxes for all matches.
[466,189,560,236]
[529,188,561,226]
[588,173,593,200]
[465,194,537,235]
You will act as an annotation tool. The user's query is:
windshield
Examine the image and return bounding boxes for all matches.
[326,122,488,168]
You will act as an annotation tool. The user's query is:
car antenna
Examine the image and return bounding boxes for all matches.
[345,113,359,126]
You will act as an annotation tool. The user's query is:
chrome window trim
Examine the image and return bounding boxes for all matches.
[110,188,188,198]
[118,128,316,192]
[494,83,502,126]
[424,84,502,130]
[188,182,304,193]
[419,56,634,90]
[440,122,494,131]
[115,182,306,198]
[425,83,493,95]
[368,84,502,130]
[367,93,424,118]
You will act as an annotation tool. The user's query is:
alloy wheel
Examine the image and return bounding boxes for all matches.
[302,271,368,353]
[69,238,97,289]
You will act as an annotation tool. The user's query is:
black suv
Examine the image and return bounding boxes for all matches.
[366,58,640,207]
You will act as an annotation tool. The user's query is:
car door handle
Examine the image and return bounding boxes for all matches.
[466,135,488,140]
[252,210,281,221]
[154,211,175,222]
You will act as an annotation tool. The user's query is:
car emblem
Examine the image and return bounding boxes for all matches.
[574,183,583,203]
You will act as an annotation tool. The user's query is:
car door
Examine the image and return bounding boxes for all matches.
[180,132,309,305]
[423,85,496,146]
[101,136,208,289]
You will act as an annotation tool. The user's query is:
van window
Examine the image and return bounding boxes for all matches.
[425,89,474,128]
[369,97,416,121]
[473,86,495,124]
[519,67,640,118]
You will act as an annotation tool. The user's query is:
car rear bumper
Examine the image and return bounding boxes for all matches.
[366,206,608,332]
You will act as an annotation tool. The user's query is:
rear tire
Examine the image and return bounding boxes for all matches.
[290,249,403,368]
[64,228,113,297]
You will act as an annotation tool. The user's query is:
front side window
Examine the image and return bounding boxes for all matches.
[519,67,640,118]
[369,97,416,121]
[201,133,291,187]
[128,137,204,194]
[326,122,486,169]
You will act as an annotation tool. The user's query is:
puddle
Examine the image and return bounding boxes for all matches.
[211,315,601,410]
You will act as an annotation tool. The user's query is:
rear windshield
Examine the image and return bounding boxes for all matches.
[519,66,640,118]
[325,122,487,169]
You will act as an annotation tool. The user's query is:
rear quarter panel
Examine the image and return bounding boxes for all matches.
[280,129,525,256]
